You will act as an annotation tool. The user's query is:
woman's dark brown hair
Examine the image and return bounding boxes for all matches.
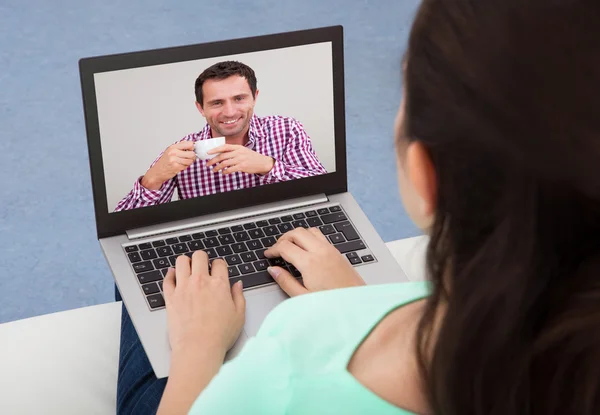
[402,0,600,413]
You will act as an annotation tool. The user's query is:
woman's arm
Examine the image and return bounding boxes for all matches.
[157,344,225,415]
[156,254,246,415]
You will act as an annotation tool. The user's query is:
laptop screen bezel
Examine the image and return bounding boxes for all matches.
[79,26,347,239]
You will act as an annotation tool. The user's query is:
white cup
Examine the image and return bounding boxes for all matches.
[194,137,226,160]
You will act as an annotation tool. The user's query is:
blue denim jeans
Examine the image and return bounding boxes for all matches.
[115,288,167,414]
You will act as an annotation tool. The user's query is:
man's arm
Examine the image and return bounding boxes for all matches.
[113,140,196,212]
[260,119,327,185]
[113,175,177,212]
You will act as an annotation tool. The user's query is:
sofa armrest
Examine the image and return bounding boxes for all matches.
[387,235,428,281]
[0,301,122,415]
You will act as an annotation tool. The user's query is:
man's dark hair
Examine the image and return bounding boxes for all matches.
[194,61,257,106]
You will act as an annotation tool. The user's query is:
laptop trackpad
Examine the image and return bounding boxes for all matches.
[243,287,289,336]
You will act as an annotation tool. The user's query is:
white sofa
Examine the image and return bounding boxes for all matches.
[0,236,428,415]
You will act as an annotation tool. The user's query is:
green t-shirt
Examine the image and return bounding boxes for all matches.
[189,281,430,414]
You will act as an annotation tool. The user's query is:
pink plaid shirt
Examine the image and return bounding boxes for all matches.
[114,115,327,211]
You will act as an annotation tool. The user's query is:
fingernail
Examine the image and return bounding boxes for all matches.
[267,266,280,280]
[237,280,243,288]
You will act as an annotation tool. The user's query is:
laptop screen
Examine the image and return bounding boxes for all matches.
[94,42,336,213]
[80,26,347,238]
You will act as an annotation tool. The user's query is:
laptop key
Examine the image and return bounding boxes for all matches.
[249,229,265,239]
[243,223,257,230]
[232,243,248,253]
[263,226,279,236]
[179,235,192,242]
[241,252,258,263]
[217,246,233,256]
[334,221,360,241]
[319,224,336,235]
[125,245,139,253]
[156,246,174,257]
[165,237,179,245]
[133,261,154,273]
[293,213,306,220]
[142,282,160,295]
[329,206,342,212]
[278,223,293,233]
[160,268,169,277]
[218,227,232,235]
[255,249,267,259]
[261,236,277,248]
[218,235,234,245]
[268,218,282,225]
[346,252,359,259]
[328,233,346,244]
[240,270,274,288]
[152,240,166,247]
[188,240,204,251]
[228,266,240,277]
[138,242,152,250]
[137,270,162,284]
[203,237,219,248]
[229,276,243,287]
[317,208,330,215]
[205,230,218,237]
[307,217,324,227]
[153,258,170,269]
[349,257,362,265]
[292,220,309,229]
[246,240,263,250]
[127,252,142,263]
[361,255,375,262]
[225,254,242,266]
[231,225,244,232]
[320,212,348,224]
[233,231,250,242]
[253,259,268,271]
[288,265,302,278]
[239,263,256,274]
[172,243,188,254]
[140,249,158,260]
[335,240,366,254]
[269,257,286,267]
[255,220,269,227]
[305,210,317,217]
[192,232,205,240]
[168,256,177,266]
[147,293,165,309]
[158,280,164,291]
[281,215,294,222]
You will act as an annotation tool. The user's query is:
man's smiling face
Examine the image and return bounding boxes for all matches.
[197,75,258,138]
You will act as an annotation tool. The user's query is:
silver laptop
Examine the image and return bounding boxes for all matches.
[79,26,409,378]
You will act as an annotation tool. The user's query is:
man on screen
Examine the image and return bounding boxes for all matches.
[114,61,327,212]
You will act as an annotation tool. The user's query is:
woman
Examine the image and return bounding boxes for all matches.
[117,0,600,413]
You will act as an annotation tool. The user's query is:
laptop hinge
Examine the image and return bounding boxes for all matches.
[126,193,329,240]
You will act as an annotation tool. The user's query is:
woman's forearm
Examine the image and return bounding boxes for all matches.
[157,344,226,415]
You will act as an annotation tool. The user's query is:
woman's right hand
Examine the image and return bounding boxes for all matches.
[264,227,366,297]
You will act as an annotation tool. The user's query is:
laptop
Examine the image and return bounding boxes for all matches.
[79,25,409,378]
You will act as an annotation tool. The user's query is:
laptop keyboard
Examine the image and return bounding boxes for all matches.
[123,205,376,311]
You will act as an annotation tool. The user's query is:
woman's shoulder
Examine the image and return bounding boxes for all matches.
[256,281,430,341]
[188,282,428,415]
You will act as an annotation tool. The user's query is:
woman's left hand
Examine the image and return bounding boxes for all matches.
[163,251,246,355]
